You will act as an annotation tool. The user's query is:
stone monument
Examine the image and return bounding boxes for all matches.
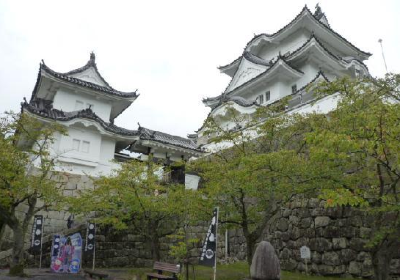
[250,241,280,280]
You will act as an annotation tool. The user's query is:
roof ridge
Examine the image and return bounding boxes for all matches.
[39,62,138,98]
[287,33,341,63]
[204,55,303,109]
[22,99,139,136]
[61,52,114,90]
[243,6,370,57]
[293,70,330,95]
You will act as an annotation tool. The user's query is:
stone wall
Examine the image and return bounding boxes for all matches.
[228,197,400,278]
[2,171,399,279]
[0,173,93,257]
[3,223,226,270]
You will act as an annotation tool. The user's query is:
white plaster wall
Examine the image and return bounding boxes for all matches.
[298,64,319,87]
[99,137,117,165]
[53,88,112,121]
[57,126,102,165]
[288,93,340,115]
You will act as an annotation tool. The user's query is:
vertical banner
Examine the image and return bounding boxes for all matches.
[52,235,61,258]
[199,207,219,267]
[85,222,96,253]
[31,215,43,252]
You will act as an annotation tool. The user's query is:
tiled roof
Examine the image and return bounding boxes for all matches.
[197,70,331,133]
[23,98,139,136]
[224,56,303,95]
[39,63,138,98]
[287,34,370,74]
[137,126,200,151]
[219,5,371,73]
[22,99,201,152]
[245,6,371,57]
[243,52,272,67]
[204,56,303,109]
[218,55,241,70]
[61,52,113,89]
[293,70,330,95]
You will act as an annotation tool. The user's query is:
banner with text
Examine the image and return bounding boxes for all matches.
[31,215,43,252]
[85,222,96,253]
[199,208,218,267]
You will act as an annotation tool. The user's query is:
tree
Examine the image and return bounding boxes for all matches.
[300,75,400,280]
[190,104,315,265]
[74,158,202,261]
[0,112,67,275]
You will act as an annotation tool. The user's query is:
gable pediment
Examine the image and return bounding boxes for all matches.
[69,67,109,87]
[226,58,268,92]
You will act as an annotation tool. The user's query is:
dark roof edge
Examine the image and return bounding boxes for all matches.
[23,101,201,152]
[244,5,371,58]
[218,55,242,71]
[224,55,303,96]
[62,52,113,89]
[40,62,138,98]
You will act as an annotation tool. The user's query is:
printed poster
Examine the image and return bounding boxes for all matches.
[51,233,82,273]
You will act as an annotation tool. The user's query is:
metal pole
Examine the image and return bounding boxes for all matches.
[305,258,308,275]
[39,218,44,269]
[378,39,388,74]
[225,230,228,259]
[92,225,96,271]
[213,207,219,280]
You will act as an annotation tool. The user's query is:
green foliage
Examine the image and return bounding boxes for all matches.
[168,228,199,262]
[73,157,205,260]
[192,74,400,272]
[303,75,400,270]
[190,102,315,264]
[0,111,68,269]
[0,112,67,212]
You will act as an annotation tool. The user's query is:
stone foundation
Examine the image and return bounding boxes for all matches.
[1,172,399,278]
[228,197,400,278]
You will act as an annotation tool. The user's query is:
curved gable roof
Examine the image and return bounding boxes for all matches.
[245,6,371,58]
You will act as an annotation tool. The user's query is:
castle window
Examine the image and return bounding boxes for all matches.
[265,91,271,101]
[72,139,80,151]
[292,84,297,94]
[82,141,90,153]
[257,94,264,104]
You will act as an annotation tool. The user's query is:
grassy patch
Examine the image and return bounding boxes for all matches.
[127,262,348,280]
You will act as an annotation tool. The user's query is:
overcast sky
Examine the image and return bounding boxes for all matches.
[1,0,399,138]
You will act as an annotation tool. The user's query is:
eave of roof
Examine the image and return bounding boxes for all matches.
[62,52,113,89]
[22,100,139,137]
[286,34,370,74]
[225,56,304,95]
[22,99,202,153]
[197,70,331,134]
[39,63,138,98]
[137,126,201,152]
[245,6,371,58]
[218,55,241,72]
[203,56,303,109]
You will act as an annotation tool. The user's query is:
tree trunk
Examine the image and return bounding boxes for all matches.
[245,237,256,266]
[150,234,161,261]
[9,225,25,276]
[0,223,6,250]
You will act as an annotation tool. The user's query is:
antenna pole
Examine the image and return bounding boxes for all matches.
[378,39,388,74]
